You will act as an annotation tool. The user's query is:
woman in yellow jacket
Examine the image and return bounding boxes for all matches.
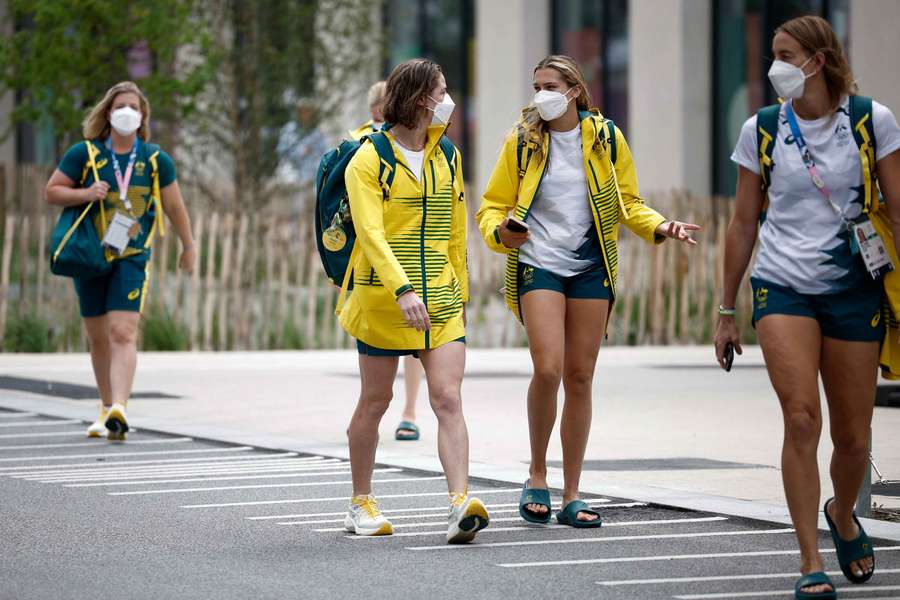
[339,58,489,543]
[478,55,699,527]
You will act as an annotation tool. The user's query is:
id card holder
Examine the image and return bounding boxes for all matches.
[851,218,894,280]
[102,212,137,256]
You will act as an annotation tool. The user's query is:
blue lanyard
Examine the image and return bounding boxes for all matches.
[105,138,139,213]
[784,102,845,223]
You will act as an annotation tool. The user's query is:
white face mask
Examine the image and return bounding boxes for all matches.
[533,88,575,121]
[110,107,142,136]
[427,93,455,125]
[767,56,815,99]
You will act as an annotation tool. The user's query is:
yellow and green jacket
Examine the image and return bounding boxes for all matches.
[348,120,380,141]
[339,124,468,350]
[477,109,666,323]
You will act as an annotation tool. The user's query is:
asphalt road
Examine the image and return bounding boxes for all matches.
[1,407,899,600]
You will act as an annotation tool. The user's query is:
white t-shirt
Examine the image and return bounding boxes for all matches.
[731,97,900,294]
[395,142,424,182]
[519,125,601,276]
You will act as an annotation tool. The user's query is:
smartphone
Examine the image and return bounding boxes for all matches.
[505,217,529,233]
[724,342,735,373]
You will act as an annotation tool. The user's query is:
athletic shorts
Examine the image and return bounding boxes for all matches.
[356,337,466,358]
[74,256,151,318]
[751,277,884,342]
[518,261,612,300]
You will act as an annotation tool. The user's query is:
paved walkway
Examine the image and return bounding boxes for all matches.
[0,346,898,538]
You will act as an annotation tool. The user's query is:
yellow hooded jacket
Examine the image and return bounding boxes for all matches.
[338,124,468,350]
[477,109,666,323]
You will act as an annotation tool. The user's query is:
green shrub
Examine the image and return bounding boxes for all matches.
[141,309,189,351]
[3,313,54,352]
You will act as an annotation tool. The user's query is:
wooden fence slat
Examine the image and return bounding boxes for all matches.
[202,213,219,350]
[217,213,234,350]
[0,214,16,342]
[189,217,204,350]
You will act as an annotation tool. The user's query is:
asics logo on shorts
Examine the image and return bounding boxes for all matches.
[871,312,881,328]
[128,288,141,301]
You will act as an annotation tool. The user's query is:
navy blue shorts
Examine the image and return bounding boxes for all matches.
[356,337,466,357]
[751,277,884,342]
[518,261,612,300]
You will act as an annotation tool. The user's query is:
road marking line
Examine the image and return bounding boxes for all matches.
[250,503,527,521]
[674,585,900,599]
[497,545,900,568]
[337,516,728,537]
[597,568,900,586]
[0,438,194,451]
[0,445,245,463]
[406,528,793,551]
[67,468,395,487]
[110,475,446,496]
[25,459,340,481]
[5,455,317,477]
[0,431,100,439]
[0,420,83,428]
[182,488,522,509]
[0,412,38,419]
[274,503,647,525]
[0,449,275,472]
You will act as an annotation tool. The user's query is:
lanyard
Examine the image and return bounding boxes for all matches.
[783,102,848,226]
[106,138,139,213]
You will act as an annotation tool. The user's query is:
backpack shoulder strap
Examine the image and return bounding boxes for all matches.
[756,104,781,194]
[849,95,878,213]
[516,127,535,179]
[438,136,457,183]
[365,131,396,200]
[144,142,165,245]
[602,118,618,165]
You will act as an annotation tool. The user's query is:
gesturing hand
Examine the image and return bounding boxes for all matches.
[397,290,431,332]
[656,220,702,245]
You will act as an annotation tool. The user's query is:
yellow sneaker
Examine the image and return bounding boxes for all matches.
[86,405,110,438]
[344,495,393,536]
[105,403,129,442]
[447,493,489,544]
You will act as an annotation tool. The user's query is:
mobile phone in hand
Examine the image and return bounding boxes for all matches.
[505,217,529,233]
[724,342,735,372]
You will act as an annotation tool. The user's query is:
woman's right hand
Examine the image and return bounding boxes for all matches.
[714,316,743,370]
[497,218,530,249]
[398,290,431,332]
[85,181,110,202]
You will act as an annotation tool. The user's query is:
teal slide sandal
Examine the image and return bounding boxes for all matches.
[794,572,836,599]
[394,421,420,441]
[518,481,552,524]
[823,497,875,584]
[555,500,602,528]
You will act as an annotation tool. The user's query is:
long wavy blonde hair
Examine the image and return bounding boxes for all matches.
[516,55,595,165]
[82,81,152,141]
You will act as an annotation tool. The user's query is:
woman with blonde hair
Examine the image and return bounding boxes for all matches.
[478,55,698,527]
[715,15,900,599]
[46,81,196,441]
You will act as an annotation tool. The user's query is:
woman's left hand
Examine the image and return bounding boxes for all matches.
[179,244,197,273]
[656,220,702,245]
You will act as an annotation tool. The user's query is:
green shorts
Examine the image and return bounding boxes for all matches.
[74,255,151,318]
[357,337,466,358]
[751,277,884,342]
[518,261,612,300]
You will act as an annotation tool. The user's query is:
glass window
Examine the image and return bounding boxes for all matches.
[383,0,475,168]
[712,0,848,196]
[552,0,629,133]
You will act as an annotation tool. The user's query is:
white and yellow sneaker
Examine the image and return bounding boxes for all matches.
[447,493,489,544]
[86,405,110,438]
[344,495,393,536]
[105,403,129,442]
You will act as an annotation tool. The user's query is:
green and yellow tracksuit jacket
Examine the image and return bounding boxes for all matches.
[339,124,468,350]
[476,109,666,323]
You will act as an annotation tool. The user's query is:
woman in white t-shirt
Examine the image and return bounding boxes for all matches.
[715,15,900,599]
[478,55,698,528]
